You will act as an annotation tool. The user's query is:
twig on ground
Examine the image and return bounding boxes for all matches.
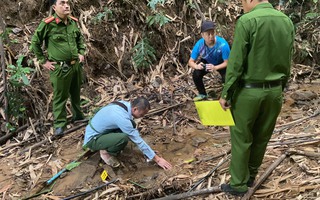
[153,186,221,200]
[241,153,288,200]
[189,155,230,191]
[20,122,88,154]
[145,101,188,117]
[274,110,320,133]
[62,179,118,200]
[0,120,40,145]
[287,148,320,158]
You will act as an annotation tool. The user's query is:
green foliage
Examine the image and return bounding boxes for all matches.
[0,28,10,40]
[305,12,319,19]
[6,89,26,123]
[147,12,171,27]
[132,38,156,70]
[148,0,166,10]
[6,55,34,87]
[5,123,16,132]
[5,55,34,127]
[91,7,113,24]
[186,0,196,9]
[0,28,18,44]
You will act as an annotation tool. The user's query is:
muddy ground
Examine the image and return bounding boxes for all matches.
[0,0,319,199]
[0,81,319,199]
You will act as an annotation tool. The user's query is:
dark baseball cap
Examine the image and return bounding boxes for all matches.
[201,21,216,32]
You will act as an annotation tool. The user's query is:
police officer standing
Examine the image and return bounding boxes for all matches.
[219,0,294,196]
[31,0,86,136]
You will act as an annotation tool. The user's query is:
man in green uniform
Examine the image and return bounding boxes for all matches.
[31,0,86,136]
[219,0,294,196]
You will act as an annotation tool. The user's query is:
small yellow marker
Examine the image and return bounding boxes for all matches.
[184,158,196,164]
[100,170,108,181]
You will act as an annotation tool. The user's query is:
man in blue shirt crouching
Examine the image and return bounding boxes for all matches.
[83,97,172,170]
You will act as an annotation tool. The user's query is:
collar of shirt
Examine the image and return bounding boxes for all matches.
[53,13,72,24]
[121,101,133,120]
[250,2,273,12]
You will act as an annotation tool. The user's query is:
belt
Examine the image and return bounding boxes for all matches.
[56,60,77,72]
[54,60,77,65]
[241,80,282,89]
[64,60,77,65]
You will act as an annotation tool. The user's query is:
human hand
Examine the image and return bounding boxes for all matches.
[196,63,206,70]
[43,60,57,71]
[78,54,85,63]
[205,64,216,72]
[154,155,172,170]
[219,98,230,111]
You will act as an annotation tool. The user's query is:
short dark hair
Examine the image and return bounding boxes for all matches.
[132,97,150,111]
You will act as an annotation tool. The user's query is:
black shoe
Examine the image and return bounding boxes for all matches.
[221,184,247,196]
[247,178,255,187]
[54,127,64,136]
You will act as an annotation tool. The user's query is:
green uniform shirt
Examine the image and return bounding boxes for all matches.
[221,3,294,100]
[31,14,85,64]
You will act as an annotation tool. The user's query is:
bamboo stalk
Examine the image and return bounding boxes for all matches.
[0,17,8,124]
[287,148,320,158]
[189,155,230,191]
[241,154,287,200]
[0,120,40,145]
[20,122,87,154]
[145,101,188,117]
[153,186,220,200]
[193,0,206,21]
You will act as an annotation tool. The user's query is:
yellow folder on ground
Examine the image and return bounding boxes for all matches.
[195,100,235,126]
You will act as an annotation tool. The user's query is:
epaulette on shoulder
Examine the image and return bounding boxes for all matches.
[43,16,55,24]
[69,16,78,22]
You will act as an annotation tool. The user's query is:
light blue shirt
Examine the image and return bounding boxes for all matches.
[83,101,156,160]
[190,36,230,65]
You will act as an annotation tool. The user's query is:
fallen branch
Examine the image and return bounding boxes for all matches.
[197,147,231,163]
[0,120,40,145]
[241,153,288,200]
[145,101,188,117]
[268,138,320,147]
[175,112,201,124]
[274,110,320,133]
[189,155,230,191]
[20,122,88,154]
[287,148,320,158]
[62,179,118,200]
[0,137,35,152]
[153,186,220,200]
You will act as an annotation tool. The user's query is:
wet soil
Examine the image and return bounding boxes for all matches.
[0,82,319,199]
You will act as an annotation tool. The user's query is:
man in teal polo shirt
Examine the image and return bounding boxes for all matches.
[31,0,86,136]
[219,0,294,196]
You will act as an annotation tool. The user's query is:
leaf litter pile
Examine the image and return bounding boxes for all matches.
[0,0,319,199]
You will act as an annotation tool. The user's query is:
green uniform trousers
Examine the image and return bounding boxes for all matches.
[50,61,83,128]
[229,85,283,192]
[86,132,129,156]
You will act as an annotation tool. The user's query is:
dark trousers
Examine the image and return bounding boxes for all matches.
[192,68,226,95]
